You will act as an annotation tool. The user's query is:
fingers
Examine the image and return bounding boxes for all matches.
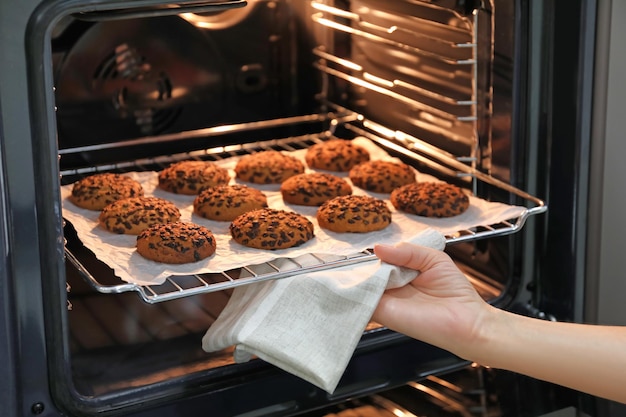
[374,242,447,271]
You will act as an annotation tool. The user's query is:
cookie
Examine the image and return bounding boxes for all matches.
[98,196,181,235]
[305,139,370,171]
[136,222,216,264]
[316,195,392,233]
[390,182,470,217]
[158,160,230,195]
[280,172,352,206]
[69,173,144,211]
[194,184,268,221]
[230,208,315,250]
[349,160,417,193]
[234,151,305,184]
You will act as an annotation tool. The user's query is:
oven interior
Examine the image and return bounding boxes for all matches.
[44,0,544,415]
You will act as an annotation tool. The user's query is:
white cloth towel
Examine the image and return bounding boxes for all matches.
[201,228,446,393]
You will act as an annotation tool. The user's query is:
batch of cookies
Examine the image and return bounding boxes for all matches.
[67,139,470,265]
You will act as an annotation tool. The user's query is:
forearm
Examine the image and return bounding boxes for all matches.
[372,242,626,403]
[466,307,626,404]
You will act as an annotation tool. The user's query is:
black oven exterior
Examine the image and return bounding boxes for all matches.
[0,0,614,416]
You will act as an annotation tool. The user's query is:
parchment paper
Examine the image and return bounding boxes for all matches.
[61,137,527,285]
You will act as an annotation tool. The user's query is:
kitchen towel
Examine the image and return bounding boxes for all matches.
[201,227,446,393]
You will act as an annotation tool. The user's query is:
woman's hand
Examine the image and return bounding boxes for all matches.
[372,242,493,358]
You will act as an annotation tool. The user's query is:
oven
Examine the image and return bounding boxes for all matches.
[0,0,615,416]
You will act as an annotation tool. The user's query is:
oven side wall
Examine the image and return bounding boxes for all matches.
[0,103,19,417]
[587,0,626,415]
[0,1,60,416]
[587,0,626,328]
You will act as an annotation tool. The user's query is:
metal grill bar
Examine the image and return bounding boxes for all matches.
[311,6,474,64]
[314,59,473,122]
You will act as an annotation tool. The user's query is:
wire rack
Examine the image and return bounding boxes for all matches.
[61,116,546,304]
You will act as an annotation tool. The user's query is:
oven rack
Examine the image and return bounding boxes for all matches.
[310,0,488,169]
[65,212,538,304]
[312,47,475,124]
[311,1,477,65]
[62,115,546,304]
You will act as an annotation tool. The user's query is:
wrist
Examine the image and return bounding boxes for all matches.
[455,304,507,365]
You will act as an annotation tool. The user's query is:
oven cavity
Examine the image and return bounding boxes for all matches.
[46,0,546,414]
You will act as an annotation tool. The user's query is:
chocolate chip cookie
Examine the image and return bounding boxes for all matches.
[158,160,230,195]
[69,173,144,211]
[230,208,315,250]
[305,139,370,171]
[348,160,416,193]
[390,182,470,217]
[136,222,217,264]
[194,184,268,221]
[234,151,305,184]
[280,172,352,206]
[99,196,181,234]
[316,195,392,233]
